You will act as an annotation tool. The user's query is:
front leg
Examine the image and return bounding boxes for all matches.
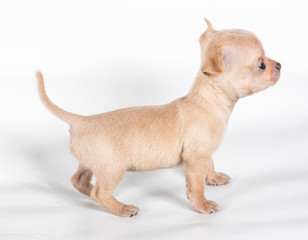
[184,154,220,214]
[206,157,231,186]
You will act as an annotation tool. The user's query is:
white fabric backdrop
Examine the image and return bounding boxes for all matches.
[1,0,307,239]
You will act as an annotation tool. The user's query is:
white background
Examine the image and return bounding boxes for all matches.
[0,0,307,239]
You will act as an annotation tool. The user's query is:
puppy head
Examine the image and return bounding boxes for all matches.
[199,18,281,98]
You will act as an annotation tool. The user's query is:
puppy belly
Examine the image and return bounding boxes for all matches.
[123,136,183,171]
[127,154,183,171]
[70,134,183,172]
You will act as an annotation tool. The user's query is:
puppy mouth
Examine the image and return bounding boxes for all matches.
[271,77,279,84]
[271,62,281,83]
[271,71,280,83]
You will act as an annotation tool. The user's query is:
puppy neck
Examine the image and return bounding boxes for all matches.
[186,71,238,113]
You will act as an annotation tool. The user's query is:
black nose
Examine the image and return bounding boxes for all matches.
[276,62,281,71]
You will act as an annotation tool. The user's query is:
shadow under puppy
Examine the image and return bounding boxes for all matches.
[36,18,281,217]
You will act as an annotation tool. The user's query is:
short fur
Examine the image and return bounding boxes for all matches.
[36,19,281,217]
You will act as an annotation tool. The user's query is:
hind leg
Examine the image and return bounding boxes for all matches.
[90,167,139,217]
[71,163,94,196]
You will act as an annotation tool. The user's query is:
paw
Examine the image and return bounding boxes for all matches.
[196,200,220,214]
[120,205,139,217]
[207,172,231,186]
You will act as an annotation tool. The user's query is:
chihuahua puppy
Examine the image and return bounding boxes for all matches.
[36,18,281,217]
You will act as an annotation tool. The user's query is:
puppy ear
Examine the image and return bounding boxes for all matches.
[201,45,224,75]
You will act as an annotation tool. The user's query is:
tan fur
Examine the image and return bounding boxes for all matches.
[36,18,280,217]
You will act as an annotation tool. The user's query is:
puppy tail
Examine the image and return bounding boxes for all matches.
[36,71,84,125]
[203,18,213,29]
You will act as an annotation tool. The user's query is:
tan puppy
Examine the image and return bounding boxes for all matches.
[36,19,281,217]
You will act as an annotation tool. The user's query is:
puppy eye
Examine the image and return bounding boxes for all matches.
[258,62,266,70]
